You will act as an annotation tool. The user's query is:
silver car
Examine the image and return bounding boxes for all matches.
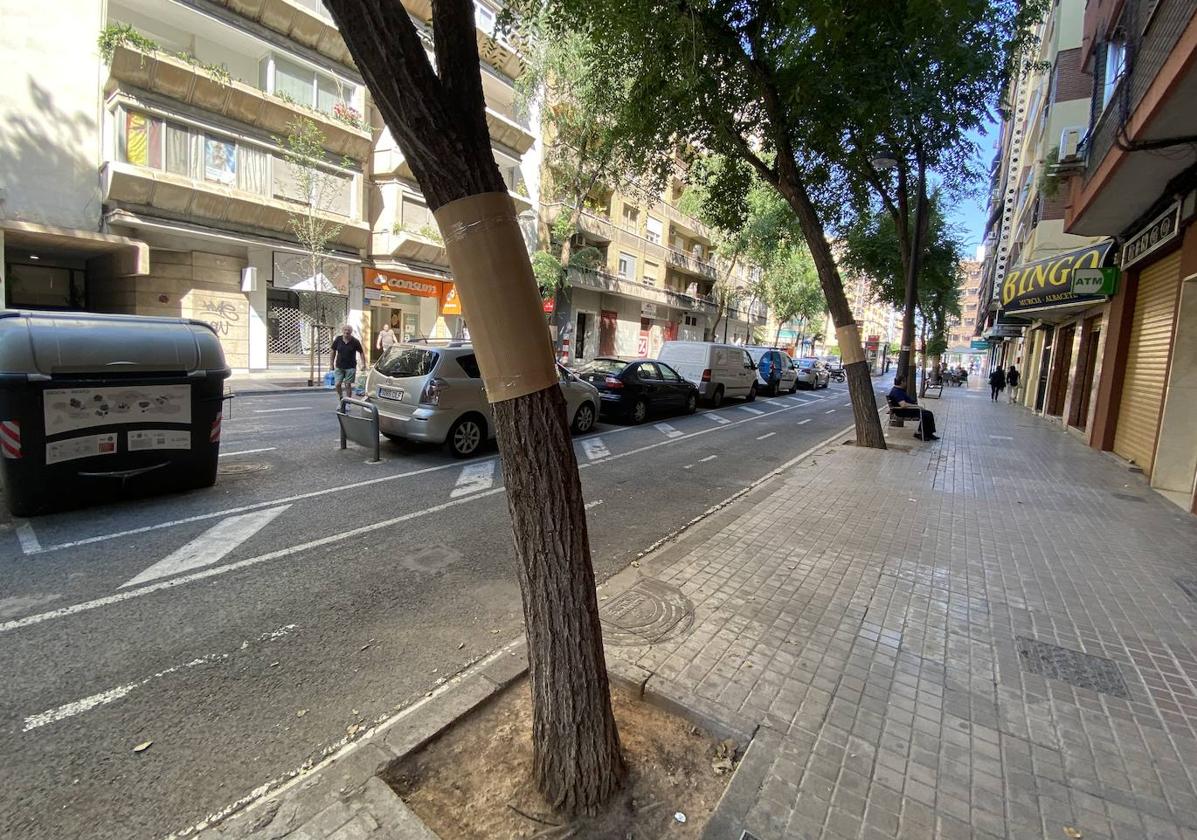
[365,342,600,457]
[795,357,830,389]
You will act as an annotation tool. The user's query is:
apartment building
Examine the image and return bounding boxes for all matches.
[946,257,983,365]
[542,172,768,364]
[818,268,898,368]
[0,0,538,370]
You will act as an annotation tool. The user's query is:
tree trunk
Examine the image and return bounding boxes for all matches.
[777,177,886,448]
[896,154,926,389]
[324,0,625,815]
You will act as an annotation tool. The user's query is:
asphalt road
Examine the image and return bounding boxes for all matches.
[0,378,875,839]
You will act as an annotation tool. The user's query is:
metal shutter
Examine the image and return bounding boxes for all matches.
[1113,251,1182,475]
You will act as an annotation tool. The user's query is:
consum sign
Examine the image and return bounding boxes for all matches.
[1000,241,1114,315]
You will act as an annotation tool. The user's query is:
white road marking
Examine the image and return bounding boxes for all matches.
[581,437,611,460]
[22,624,297,731]
[843,403,852,408]
[704,413,732,425]
[699,455,718,463]
[654,423,684,438]
[756,432,776,441]
[450,461,496,498]
[738,406,764,415]
[219,447,277,458]
[252,407,308,413]
[120,506,291,589]
[0,488,509,635]
[16,523,41,554]
[797,398,819,405]
[584,499,604,510]
[825,409,837,414]
[785,397,805,404]
[989,435,1014,441]
[798,419,812,425]
[683,464,694,470]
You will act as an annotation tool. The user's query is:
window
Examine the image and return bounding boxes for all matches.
[643,260,658,285]
[684,314,698,327]
[268,55,354,116]
[645,216,663,244]
[1102,38,1126,111]
[636,362,661,380]
[456,354,482,378]
[121,112,191,176]
[618,252,636,279]
[659,363,683,382]
[474,2,496,34]
[621,204,639,231]
[375,347,439,378]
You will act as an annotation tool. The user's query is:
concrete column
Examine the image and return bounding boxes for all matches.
[246,247,272,370]
[347,264,364,336]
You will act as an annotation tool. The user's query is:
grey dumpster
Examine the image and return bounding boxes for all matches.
[0,310,230,517]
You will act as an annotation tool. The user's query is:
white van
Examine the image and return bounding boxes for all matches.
[656,341,758,407]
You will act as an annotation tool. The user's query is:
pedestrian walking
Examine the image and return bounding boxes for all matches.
[330,324,367,400]
[376,322,397,355]
[989,365,1006,401]
[1006,365,1020,404]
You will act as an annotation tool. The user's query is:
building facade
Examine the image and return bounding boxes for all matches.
[946,257,984,367]
[817,268,899,369]
[977,0,1197,515]
[0,0,539,372]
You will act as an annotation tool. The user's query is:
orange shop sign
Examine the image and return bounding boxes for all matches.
[364,268,442,298]
[441,284,462,316]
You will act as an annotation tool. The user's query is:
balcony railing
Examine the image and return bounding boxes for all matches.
[372,228,448,266]
[566,267,716,317]
[209,0,354,68]
[102,161,370,250]
[666,247,716,280]
[106,43,372,161]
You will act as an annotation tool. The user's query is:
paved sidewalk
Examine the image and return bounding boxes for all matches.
[609,384,1197,839]
[205,383,1197,839]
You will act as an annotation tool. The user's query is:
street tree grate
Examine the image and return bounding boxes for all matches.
[601,578,695,646]
[1015,636,1131,699]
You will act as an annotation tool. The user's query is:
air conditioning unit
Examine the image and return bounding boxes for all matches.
[1058,126,1084,162]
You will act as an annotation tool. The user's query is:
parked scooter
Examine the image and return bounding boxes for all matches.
[831,368,846,383]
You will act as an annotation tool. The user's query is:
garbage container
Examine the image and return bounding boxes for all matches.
[0,310,231,516]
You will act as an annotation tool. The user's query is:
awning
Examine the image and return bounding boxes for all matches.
[998,240,1115,316]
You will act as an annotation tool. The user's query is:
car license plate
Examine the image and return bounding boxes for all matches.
[378,386,404,401]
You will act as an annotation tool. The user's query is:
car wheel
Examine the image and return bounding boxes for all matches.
[447,414,486,458]
[746,383,757,402]
[685,393,698,414]
[630,398,649,424]
[571,402,596,434]
[710,386,725,408]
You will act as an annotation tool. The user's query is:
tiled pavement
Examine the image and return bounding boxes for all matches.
[609,383,1197,839]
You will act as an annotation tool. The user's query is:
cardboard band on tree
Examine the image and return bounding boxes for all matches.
[836,324,867,365]
[434,192,559,403]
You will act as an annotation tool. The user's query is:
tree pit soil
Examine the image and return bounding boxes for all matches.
[384,678,736,838]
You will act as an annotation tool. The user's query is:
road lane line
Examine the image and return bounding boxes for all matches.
[704,413,731,425]
[842,403,852,408]
[3,399,838,633]
[699,455,718,463]
[654,423,684,438]
[252,407,308,413]
[450,461,496,498]
[825,409,836,414]
[16,523,41,554]
[219,447,277,458]
[119,506,291,589]
[581,437,611,460]
[756,432,776,441]
[0,488,509,635]
[737,406,764,415]
[798,419,812,425]
[22,624,297,731]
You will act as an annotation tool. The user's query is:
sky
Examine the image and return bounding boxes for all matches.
[943,118,999,262]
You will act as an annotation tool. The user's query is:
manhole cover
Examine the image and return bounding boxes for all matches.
[1015,636,1131,699]
[601,578,694,646]
[218,462,270,476]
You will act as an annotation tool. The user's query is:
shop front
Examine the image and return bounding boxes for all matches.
[997,240,1115,428]
[362,267,462,359]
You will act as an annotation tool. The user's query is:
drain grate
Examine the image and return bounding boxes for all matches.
[1015,636,1131,699]
[1177,579,1197,603]
[1111,492,1147,503]
[600,578,695,646]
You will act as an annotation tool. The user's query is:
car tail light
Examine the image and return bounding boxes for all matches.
[419,377,448,406]
[701,368,712,382]
[603,376,624,389]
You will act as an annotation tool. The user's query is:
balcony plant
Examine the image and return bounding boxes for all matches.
[332,101,367,131]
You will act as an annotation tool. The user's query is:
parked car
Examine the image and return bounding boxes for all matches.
[745,347,799,395]
[365,342,600,457]
[656,341,757,406]
[575,357,699,424]
[795,357,831,389]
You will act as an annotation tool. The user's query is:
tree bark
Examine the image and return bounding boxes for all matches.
[897,150,927,390]
[324,0,625,815]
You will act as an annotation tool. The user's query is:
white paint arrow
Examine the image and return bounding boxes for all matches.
[451,461,496,498]
[119,505,291,589]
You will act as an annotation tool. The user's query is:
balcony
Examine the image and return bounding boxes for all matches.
[566,267,716,317]
[102,160,370,250]
[106,43,372,161]
[372,228,448,266]
[544,203,615,242]
[208,0,354,68]
[661,202,712,242]
[485,107,535,155]
[399,0,525,79]
[666,247,716,280]
[372,147,415,181]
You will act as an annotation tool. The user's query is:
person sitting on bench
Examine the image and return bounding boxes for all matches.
[886,376,939,440]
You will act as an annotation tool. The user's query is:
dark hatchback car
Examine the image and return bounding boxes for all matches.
[575,357,699,424]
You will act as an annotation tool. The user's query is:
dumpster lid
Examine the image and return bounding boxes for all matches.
[0,310,230,377]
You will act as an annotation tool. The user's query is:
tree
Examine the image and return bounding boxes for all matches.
[518,0,894,448]
[323,0,623,815]
[281,117,347,384]
[767,249,825,348]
